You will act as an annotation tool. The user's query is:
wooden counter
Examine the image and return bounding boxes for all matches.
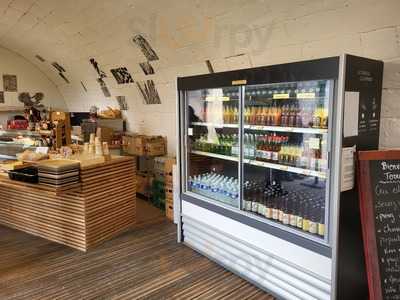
[0,156,136,251]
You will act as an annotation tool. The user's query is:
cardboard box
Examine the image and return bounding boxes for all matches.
[123,134,166,156]
[97,127,114,144]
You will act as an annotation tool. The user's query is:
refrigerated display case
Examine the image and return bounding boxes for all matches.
[178,55,383,299]
[0,130,42,159]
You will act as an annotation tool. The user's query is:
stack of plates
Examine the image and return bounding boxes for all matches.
[37,160,80,189]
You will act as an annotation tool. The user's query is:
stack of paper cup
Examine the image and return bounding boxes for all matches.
[89,133,96,145]
[83,143,89,153]
[102,142,110,156]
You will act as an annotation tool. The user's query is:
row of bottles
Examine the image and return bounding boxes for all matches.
[223,106,239,124]
[243,181,325,237]
[248,133,326,172]
[244,102,328,129]
[192,133,327,172]
[220,103,328,128]
[192,134,239,156]
[188,172,239,206]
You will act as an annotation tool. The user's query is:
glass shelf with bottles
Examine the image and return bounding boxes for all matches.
[188,172,239,207]
[242,177,326,239]
[191,132,327,179]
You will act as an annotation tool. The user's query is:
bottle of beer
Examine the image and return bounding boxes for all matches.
[296,200,304,229]
[282,196,290,225]
[302,201,310,232]
[289,197,298,227]
[318,205,325,237]
[272,195,279,221]
[308,204,318,234]
[251,185,259,213]
[264,191,273,219]
[258,189,266,216]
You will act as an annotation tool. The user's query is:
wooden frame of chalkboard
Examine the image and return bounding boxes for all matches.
[358,150,400,300]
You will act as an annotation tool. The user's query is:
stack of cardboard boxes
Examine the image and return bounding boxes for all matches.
[123,135,166,156]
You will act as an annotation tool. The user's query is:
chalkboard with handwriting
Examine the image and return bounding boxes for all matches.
[358,150,400,300]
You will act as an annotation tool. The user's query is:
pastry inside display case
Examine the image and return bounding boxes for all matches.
[0,130,42,159]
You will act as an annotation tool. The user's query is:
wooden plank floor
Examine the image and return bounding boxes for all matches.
[0,221,274,300]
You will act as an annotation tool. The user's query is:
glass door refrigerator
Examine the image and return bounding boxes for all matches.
[177,55,383,300]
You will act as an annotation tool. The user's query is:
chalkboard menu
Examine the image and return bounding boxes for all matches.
[358,150,400,300]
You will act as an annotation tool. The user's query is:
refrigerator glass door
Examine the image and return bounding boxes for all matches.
[185,87,240,208]
[241,80,333,242]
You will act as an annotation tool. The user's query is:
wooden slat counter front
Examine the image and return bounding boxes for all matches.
[0,156,136,251]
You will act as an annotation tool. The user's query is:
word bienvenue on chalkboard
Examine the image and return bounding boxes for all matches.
[358,151,400,300]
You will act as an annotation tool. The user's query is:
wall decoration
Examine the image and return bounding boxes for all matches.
[132,34,159,61]
[206,60,214,73]
[139,62,155,75]
[136,80,161,104]
[90,58,111,97]
[58,72,70,84]
[97,78,111,97]
[51,62,70,84]
[0,91,4,103]
[110,67,134,84]
[35,55,46,62]
[80,81,87,92]
[116,96,128,110]
[3,74,17,92]
[51,62,66,73]
[18,92,45,110]
[90,58,107,79]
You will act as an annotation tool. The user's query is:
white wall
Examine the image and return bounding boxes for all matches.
[0,46,67,126]
[0,0,399,154]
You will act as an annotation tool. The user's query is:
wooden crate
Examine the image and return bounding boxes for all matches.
[145,138,166,156]
[165,184,173,201]
[136,173,152,196]
[166,201,174,221]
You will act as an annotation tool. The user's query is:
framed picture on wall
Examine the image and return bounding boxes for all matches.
[3,74,17,92]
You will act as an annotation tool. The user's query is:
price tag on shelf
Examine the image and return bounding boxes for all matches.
[188,128,193,136]
[273,93,290,99]
[303,170,311,176]
[205,96,215,102]
[255,126,263,130]
[297,92,316,99]
[280,166,288,171]
[309,137,320,150]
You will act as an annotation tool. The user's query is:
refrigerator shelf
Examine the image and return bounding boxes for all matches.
[191,150,326,179]
[191,122,328,134]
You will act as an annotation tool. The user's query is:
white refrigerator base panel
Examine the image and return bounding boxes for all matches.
[182,201,332,300]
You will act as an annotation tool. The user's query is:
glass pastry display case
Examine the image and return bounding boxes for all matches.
[0,130,41,159]
[178,55,384,300]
